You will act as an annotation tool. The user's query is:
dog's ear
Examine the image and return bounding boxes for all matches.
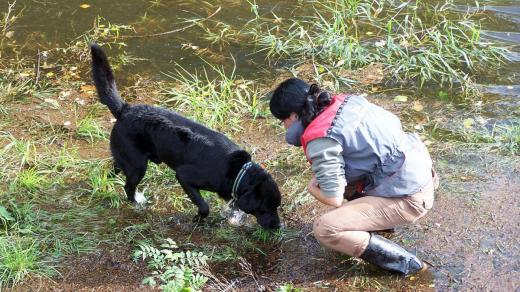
[237,189,259,213]
[236,171,265,213]
[227,151,252,179]
[257,173,281,208]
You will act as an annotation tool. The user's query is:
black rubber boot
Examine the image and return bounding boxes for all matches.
[359,233,425,276]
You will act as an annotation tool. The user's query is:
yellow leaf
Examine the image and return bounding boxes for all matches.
[413,101,424,112]
[409,276,416,281]
[45,72,55,77]
[80,85,96,93]
[394,95,408,102]
[366,32,374,35]
[80,3,91,9]
[463,118,475,128]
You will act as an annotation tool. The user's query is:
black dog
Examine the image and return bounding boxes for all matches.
[90,44,281,229]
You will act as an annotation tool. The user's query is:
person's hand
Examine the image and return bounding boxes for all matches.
[307,175,343,208]
[307,175,320,197]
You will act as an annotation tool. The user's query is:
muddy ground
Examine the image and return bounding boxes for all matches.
[4,79,519,292]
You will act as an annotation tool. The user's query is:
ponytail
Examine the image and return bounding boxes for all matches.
[300,84,333,128]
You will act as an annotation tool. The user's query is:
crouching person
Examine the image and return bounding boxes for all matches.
[269,78,439,276]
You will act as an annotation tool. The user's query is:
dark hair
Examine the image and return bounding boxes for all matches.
[269,78,333,128]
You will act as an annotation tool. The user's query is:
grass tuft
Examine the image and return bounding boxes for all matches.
[161,63,262,132]
[244,0,510,93]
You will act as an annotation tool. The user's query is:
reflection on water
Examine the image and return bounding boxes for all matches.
[11,0,297,78]
[8,0,520,83]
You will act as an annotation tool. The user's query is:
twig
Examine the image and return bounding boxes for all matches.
[121,6,221,39]
[238,257,260,289]
[35,48,41,84]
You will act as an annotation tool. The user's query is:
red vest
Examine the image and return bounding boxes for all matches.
[301,94,348,156]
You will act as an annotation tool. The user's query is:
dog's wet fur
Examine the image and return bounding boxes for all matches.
[90,44,281,229]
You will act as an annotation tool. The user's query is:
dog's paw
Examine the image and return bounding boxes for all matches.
[227,209,247,226]
[134,190,147,205]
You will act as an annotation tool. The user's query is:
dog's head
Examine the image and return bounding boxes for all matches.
[236,165,281,230]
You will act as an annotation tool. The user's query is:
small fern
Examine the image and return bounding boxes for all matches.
[133,238,209,291]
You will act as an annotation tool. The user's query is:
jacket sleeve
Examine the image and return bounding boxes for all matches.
[306,137,347,198]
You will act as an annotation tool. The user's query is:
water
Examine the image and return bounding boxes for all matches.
[10,0,298,78]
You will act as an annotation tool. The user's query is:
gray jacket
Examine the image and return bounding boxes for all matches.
[306,94,432,197]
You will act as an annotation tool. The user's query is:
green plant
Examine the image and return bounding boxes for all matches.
[199,21,238,49]
[12,168,47,193]
[76,117,108,143]
[0,206,14,227]
[495,123,520,155]
[0,236,51,287]
[244,0,510,93]
[276,283,302,292]
[87,162,124,208]
[133,238,209,291]
[161,63,262,131]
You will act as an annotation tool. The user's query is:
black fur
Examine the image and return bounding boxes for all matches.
[90,44,281,229]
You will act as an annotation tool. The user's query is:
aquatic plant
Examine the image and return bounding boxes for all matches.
[244,0,510,92]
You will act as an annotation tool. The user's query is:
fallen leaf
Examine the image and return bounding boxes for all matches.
[335,59,345,67]
[59,91,72,100]
[413,101,424,111]
[80,3,91,8]
[394,95,408,102]
[45,72,55,77]
[80,85,96,93]
[463,118,475,128]
[5,31,14,38]
[409,276,416,281]
[43,98,60,108]
[75,99,86,106]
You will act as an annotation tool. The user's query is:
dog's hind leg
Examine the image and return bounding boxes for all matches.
[124,164,148,204]
[175,167,209,222]
[112,147,148,204]
[111,160,122,177]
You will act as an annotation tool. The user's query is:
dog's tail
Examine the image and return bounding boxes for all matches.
[90,44,124,118]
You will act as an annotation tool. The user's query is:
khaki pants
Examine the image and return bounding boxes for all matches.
[313,174,437,257]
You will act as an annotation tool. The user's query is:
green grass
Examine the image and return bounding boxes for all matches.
[244,0,510,93]
[0,236,51,287]
[87,162,125,208]
[161,63,263,132]
[11,168,47,193]
[495,123,520,155]
[76,117,108,143]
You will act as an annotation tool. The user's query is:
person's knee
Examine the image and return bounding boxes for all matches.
[313,215,336,243]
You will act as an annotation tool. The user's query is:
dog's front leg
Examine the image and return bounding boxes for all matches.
[176,172,209,222]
